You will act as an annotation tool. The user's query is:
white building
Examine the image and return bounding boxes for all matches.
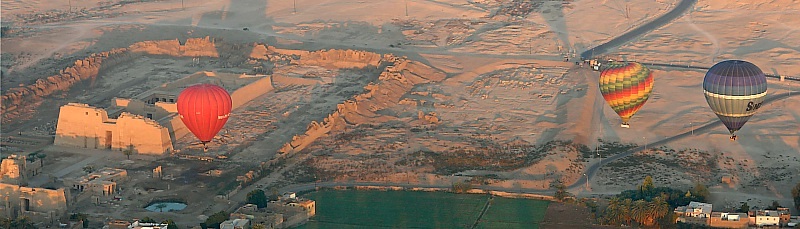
[128,221,169,229]
[220,219,250,229]
[754,210,781,226]
[675,202,713,218]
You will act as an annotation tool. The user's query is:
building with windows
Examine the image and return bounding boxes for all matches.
[54,71,274,155]
[675,202,713,225]
[709,212,748,228]
[64,168,127,196]
[0,183,68,225]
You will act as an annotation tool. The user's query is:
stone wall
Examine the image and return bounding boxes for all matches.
[0,183,68,223]
[2,37,221,123]
[0,156,26,185]
[127,36,219,57]
[54,103,173,155]
[1,49,125,122]
[293,49,382,69]
[278,53,446,154]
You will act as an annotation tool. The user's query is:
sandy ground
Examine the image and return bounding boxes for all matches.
[2,0,800,226]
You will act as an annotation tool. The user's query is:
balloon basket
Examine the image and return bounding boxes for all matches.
[729,135,737,141]
[620,124,630,128]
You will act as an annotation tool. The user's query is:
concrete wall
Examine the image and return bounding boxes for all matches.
[55,103,173,155]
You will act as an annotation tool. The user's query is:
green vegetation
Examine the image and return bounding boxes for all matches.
[738,202,749,213]
[203,211,229,229]
[581,139,638,158]
[451,181,472,193]
[123,144,134,159]
[247,189,268,208]
[161,219,178,229]
[793,182,800,211]
[298,190,549,229]
[599,176,707,227]
[140,216,157,223]
[216,180,241,196]
[0,216,36,229]
[402,140,589,175]
[476,197,549,229]
[553,184,573,201]
[69,213,89,228]
[82,166,95,173]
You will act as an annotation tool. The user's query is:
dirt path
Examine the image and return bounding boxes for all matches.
[470,195,493,229]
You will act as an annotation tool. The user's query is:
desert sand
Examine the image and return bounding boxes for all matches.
[2,0,799,226]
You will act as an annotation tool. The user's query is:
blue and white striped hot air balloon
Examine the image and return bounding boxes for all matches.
[702,60,768,141]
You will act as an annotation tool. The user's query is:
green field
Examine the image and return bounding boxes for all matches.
[297,190,549,229]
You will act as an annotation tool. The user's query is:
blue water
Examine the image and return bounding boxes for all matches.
[144,202,187,212]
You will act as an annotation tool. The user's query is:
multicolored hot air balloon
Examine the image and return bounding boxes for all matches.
[599,62,655,128]
[177,84,232,148]
[702,60,767,141]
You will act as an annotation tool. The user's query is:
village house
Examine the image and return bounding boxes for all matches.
[709,212,748,229]
[675,202,713,225]
[64,168,127,197]
[749,208,791,227]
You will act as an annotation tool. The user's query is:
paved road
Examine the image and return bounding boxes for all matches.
[642,62,800,81]
[580,0,697,60]
[567,90,800,191]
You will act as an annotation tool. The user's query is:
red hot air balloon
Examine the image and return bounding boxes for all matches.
[177,84,232,148]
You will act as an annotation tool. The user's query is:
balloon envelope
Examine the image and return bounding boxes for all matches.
[177,84,232,143]
[599,62,655,125]
[702,60,767,136]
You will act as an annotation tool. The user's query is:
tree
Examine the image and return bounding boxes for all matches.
[36,153,46,167]
[631,200,648,225]
[70,213,89,228]
[553,184,571,201]
[247,189,268,208]
[252,224,266,229]
[602,198,624,225]
[82,166,95,174]
[0,216,36,229]
[161,219,178,229]
[793,183,800,211]
[269,187,280,201]
[641,197,670,226]
[738,202,750,213]
[123,144,134,160]
[155,203,168,212]
[692,182,710,201]
[140,217,157,223]
[768,200,782,210]
[204,211,229,229]
[639,176,654,194]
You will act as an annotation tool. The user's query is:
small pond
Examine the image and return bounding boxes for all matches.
[144,202,187,212]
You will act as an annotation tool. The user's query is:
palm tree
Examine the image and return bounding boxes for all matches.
[82,166,95,174]
[155,203,168,212]
[1,217,12,228]
[603,198,624,225]
[647,197,670,226]
[36,153,46,167]
[631,199,648,225]
[123,144,134,160]
[620,198,633,225]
